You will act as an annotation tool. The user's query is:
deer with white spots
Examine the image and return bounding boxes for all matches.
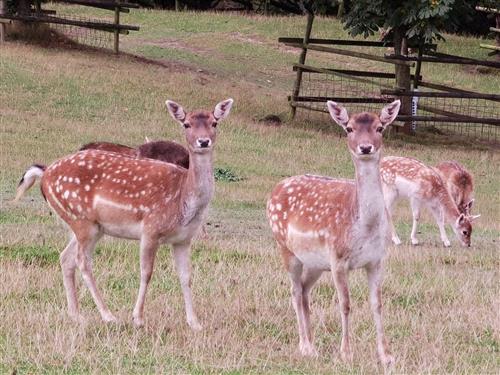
[434,160,475,216]
[380,156,478,247]
[14,98,233,329]
[267,100,401,367]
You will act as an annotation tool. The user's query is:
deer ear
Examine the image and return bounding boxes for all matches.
[327,101,349,130]
[166,100,187,124]
[379,100,401,127]
[465,199,474,212]
[214,98,234,121]
[457,213,466,225]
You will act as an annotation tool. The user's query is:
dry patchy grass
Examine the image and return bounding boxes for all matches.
[1,8,499,374]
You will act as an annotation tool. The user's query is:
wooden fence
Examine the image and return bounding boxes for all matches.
[281,14,500,140]
[0,0,139,53]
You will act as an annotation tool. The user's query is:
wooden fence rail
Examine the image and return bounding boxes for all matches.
[0,0,139,52]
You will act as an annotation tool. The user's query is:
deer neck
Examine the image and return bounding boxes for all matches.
[353,156,386,227]
[180,151,214,225]
[438,187,461,223]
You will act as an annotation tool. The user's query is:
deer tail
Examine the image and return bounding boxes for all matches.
[14,164,46,202]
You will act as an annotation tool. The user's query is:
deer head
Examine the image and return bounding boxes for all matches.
[453,213,475,247]
[166,99,233,154]
[327,100,400,160]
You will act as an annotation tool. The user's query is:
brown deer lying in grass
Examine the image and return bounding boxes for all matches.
[80,140,190,169]
[380,156,478,247]
[267,100,401,367]
[434,160,475,216]
[14,99,233,329]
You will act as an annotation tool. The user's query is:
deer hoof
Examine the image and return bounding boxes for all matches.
[380,353,395,368]
[132,316,144,328]
[188,319,203,331]
[411,238,419,246]
[443,240,451,247]
[340,348,353,362]
[102,313,118,324]
[299,343,318,358]
[392,237,402,245]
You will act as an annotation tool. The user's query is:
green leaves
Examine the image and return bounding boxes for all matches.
[343,0,459,43]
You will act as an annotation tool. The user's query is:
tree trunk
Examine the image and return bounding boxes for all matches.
[337,0,344,17]
[393,27,413,134]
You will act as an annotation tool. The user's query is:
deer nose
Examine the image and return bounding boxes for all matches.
[197,138,211,148]
[359,145,373,154]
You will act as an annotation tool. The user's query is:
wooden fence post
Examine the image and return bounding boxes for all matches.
[0,0,6,43]
[290,12,314,119]
[114,0,119,53]
[393,28,413,134]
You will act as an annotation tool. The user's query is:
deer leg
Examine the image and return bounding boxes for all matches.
[410,198,421,245]
[172,242,202,331]
[60,234,82,322]
[384,190,401,245]
[301,267,322,357]
[366,261,394,367]
[74,225,116,323]
[331,261,352,362]
[132,235,159,327]
[287,255,315,356]
[431,205,451,247]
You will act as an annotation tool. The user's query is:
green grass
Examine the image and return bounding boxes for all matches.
[0,6,499,375]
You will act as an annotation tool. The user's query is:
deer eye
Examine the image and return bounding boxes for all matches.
[212,121,218,128]
[345,127,353,133]
[462,230,468,236]
[183,123,191,129]
[376,126,384,133]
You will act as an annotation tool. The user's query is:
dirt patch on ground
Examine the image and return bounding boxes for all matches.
[138,38,212,55]
[228,31,299,55]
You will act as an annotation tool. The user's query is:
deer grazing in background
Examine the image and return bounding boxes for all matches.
[434,160,475,215]
[80,139,190,169]
[14,99,233,329]
[380,156,478,247]
[267,100,401,367]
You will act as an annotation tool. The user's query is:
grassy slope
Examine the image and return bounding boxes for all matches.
[0,6,499,374]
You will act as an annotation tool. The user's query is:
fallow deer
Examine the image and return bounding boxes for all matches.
[267,100,401,367]
[380,156,478,247]
[80,140,190,169]
[79,141,137,157]
[14,99,233,329]
[434,160,474,215]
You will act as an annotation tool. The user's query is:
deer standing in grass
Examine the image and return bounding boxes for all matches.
[267,100,401,367]
[434,160,475,215]
[80,140,190,169]
[15,99,233,329]
[380,156,477,247]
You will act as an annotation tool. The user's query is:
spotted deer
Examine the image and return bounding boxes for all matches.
[380,156,478,247]
[434,160,475,215]
[267,100,401,367]
[14,99,233,329]
[80,140,190,169]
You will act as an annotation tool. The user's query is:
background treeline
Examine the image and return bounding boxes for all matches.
[134,0,498,37]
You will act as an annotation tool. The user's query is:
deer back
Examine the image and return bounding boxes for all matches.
[435,161,474,214]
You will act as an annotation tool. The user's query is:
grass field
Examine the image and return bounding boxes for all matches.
[1,6,499,374]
